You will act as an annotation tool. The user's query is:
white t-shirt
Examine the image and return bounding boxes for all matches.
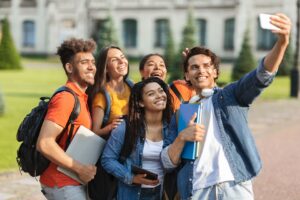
[142,138,164,188]
[191,96,234,192]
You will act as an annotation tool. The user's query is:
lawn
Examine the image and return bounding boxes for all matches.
[218,69,291,100]
[0,60,291,172]
[0,67,66,172]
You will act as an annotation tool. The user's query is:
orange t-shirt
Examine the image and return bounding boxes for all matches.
[170,80,195,111]
[39,81,92,188]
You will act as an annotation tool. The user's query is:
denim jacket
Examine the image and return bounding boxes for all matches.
[161,59,276,199]
[101,120,169,200]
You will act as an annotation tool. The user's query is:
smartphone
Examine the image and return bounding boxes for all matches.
[259,13,280,31]
[131,165,158,180]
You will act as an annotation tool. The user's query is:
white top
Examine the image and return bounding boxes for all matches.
[190,96,234,192]
[142,138,164,188]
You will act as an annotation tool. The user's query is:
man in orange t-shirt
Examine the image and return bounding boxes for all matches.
[36,38,97,200]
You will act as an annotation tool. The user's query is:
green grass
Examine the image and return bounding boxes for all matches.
[0,67,66,172]
[0,59,291,172]
[217,69,291,100]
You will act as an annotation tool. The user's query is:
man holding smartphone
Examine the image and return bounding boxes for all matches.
[161,13,291,200]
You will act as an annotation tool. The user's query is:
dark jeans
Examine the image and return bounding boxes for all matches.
[140,185,161,200]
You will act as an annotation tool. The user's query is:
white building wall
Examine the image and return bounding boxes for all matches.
[36,0,47,53]
[11,0,21,50]
[0,0,298,59]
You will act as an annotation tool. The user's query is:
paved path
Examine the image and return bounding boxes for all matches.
[250,99,300,200]
[0,99,299,200]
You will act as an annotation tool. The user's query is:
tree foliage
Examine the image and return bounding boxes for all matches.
[0,18,22,70]
[164,23,176,82]
[96,14,119,55]
[277,42,294,76]
[169,10,197,82]
[231,30,256,81]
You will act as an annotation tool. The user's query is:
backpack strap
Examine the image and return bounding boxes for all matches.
[119,116,130,163]
[52,86,81,149]
[102,90,111,127]
[102,79,134,127]
[125,78,134,88]
[169,83,184,103]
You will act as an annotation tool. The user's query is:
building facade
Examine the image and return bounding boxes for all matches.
[0,0,297,59]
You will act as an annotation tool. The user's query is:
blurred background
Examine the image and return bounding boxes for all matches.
[0,0,298,59]
[0,0,300,199]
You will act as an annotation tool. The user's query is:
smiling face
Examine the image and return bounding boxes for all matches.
[106,48,128,79]
[139,82,167,112]
[68,52,96,89]
[185,54,217,94]
[140,55,167,81]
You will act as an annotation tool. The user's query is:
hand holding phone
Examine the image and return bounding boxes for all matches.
[259,13,280,31]
[131,165,158,180]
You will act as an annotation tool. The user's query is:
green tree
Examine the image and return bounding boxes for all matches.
[231,30,256,81]
[277,42,294,76]
[96,14,119,54]
[0,18,22,70]
[169,10,197,82]
[164,23,176,81]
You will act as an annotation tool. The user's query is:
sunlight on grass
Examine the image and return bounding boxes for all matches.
[217,68,290,100]
[0,58,292,171]
[0,67,66,171]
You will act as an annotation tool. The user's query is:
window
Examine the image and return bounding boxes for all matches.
[197,19,207,46]
[123,19,137,48]
[92,19,106,41]
[23,20,35,47]
[0,0,11,7]
[256,18,276,50]
[155,19,169,48]
[20,0,37,7]
[224,18,235,50]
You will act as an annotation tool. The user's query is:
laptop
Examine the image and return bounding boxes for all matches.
[57,125,106,184]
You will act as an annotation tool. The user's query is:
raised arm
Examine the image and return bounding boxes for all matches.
[264,13,292,73]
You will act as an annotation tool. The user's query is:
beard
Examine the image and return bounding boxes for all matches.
[72,67,95,88]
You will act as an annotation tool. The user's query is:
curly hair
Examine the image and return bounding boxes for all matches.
[57,38,96,73]
[183,46,220,82]
[122,77,174,157]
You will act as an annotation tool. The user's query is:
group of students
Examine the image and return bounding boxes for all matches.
[36,13,291,200]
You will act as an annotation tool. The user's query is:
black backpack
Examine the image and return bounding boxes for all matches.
[88,117,130,200]
[16,86,80,177]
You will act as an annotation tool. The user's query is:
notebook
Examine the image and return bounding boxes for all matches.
[57,125,106,184]
[177,103,203,160]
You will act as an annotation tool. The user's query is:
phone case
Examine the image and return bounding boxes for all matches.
[131,165,158,180]
[259,13,280,31]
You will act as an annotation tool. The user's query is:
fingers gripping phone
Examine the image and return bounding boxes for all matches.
[131,165,158,180]
[259,13,280,31]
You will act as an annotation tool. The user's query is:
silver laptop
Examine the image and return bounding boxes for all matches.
[57,125,106,184]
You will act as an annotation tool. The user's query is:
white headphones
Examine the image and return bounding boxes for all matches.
[189,88,215,103]
[201,88,214,98]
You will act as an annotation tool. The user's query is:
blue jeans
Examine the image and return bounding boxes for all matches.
[41,184,87,200]
[140,185,161,200]
[191,181,253,200]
